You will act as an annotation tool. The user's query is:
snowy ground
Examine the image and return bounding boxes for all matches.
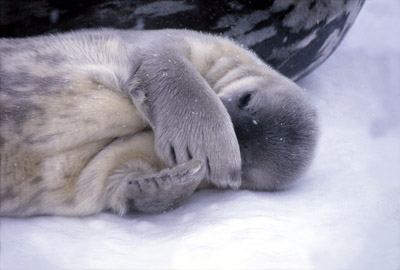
[1,0,399,269]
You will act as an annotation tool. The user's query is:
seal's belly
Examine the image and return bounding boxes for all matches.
[0,79,147,215]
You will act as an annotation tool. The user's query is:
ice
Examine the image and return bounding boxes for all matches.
[1,0,400,269]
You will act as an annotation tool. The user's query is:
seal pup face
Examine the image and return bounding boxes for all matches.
[219,78,318,191]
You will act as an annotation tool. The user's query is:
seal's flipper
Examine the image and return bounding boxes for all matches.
[126,159,205,213]
[129,53,241,189]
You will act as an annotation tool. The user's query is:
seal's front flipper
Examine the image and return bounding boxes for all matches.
[126,159,205,213]
[129,53,241,189]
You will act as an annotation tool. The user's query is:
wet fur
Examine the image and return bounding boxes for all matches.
[0,29,318,216]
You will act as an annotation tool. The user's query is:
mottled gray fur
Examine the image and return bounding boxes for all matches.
[0,29,318,216]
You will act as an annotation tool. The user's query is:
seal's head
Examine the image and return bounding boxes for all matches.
[220,77,318,191]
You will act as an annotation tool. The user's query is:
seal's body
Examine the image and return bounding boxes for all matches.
[0,29,318,216]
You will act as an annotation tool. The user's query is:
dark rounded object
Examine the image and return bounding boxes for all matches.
[0,0,365,80]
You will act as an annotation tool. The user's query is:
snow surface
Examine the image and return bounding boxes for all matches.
[1,0,399,269]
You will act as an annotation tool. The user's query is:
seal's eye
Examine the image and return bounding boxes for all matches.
[238,93,252,108]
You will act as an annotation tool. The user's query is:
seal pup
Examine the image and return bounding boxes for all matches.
[0,29,318,216]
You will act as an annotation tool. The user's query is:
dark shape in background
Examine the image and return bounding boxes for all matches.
[0,0,365,80]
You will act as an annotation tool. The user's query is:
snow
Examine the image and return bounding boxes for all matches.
[1,0,400,269]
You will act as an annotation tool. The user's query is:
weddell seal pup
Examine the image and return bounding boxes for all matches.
[0,29,318,216]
